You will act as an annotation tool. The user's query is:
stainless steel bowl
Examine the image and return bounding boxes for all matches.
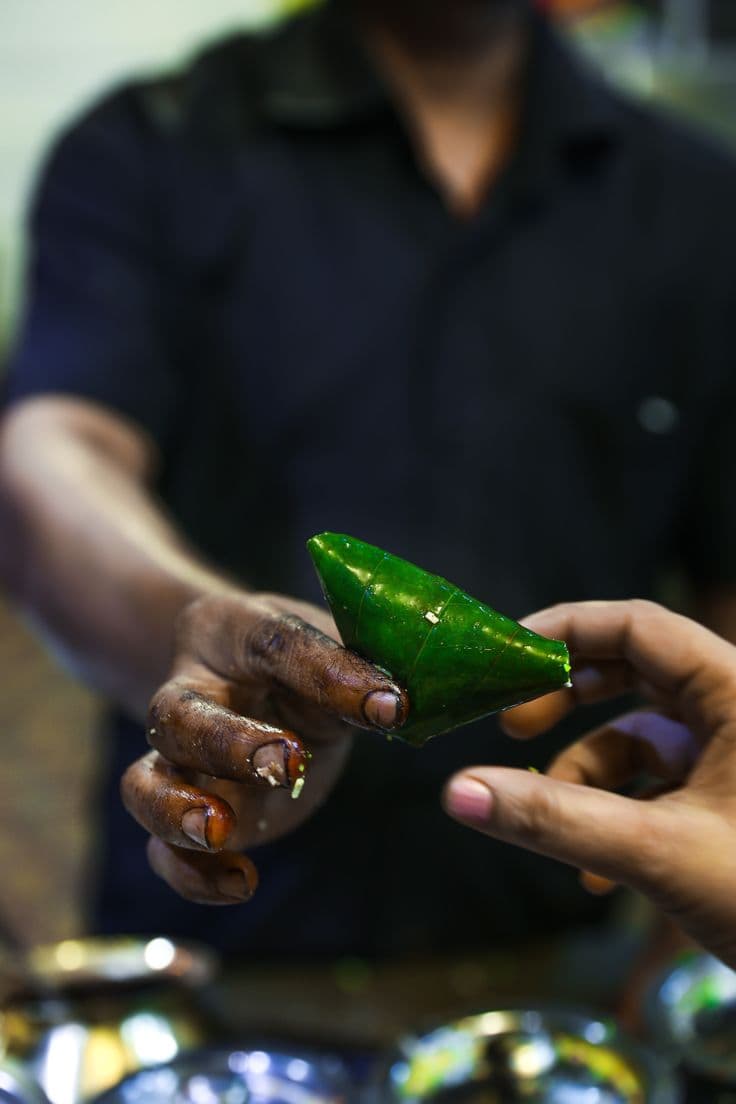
[645,952,736,1083]
[23,936,216,991]
[2,936,217,1104]
[0,1061,49,1104]
[384,1009,680,1104]
[91,1047,354,1104]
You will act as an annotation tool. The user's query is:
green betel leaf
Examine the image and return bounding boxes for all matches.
[307,532,572,748]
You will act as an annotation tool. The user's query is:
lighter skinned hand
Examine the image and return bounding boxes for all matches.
[443,600,736,967]
[121,591,407,905]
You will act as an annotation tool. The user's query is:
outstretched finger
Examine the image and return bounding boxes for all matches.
[146,837,258,905]
[443,765,671,895]
[523,600,736,702]
[148,676,306,789]
[121,751,237,851]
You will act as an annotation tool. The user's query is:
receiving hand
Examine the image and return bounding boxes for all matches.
[444,600,736,967]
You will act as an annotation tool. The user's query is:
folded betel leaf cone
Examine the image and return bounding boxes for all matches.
[307,532,572,748]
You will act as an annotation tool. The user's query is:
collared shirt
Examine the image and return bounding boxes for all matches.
[6,2,736,955]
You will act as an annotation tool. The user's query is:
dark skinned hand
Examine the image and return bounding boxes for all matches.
[121,591,408,905]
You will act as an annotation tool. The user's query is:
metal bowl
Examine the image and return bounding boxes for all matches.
[0,1061,49,1104]
[92,1047,354,1104]
[23,936,216,992]
[645,952,736,1083]
[384,1009,680,1104]
[2,936,217,1104]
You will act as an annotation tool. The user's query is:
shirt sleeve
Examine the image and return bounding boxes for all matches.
[4,87,175,443]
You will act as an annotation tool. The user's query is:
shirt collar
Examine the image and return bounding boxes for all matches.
[506,13,624,206]
[252,0,624,204]
[257,1,387,126]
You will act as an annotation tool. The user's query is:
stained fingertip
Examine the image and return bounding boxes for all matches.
[250,735,309,789]
[203,806,237,850]
[252,742,290,788]
[177,802,235,851]
[284,735,308,786]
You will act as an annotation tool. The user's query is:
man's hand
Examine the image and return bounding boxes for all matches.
[0,398,408,906]
[121,590,407,905]
[443,599,736,967]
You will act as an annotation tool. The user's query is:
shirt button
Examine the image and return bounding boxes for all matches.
[637,395,680,435]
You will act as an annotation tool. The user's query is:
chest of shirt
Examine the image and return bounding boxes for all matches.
[157,133,706,604]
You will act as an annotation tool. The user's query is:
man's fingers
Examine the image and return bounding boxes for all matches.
[148,677,307,789]
[523,600,736,707]
[178,596,408,731]
[241,611,409,731]
[121,751,237,851]
[442,766,670,893]
[146,837,258,905]
[548,711,699,789]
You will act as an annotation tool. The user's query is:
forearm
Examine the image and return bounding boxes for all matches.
[0,398,233,717]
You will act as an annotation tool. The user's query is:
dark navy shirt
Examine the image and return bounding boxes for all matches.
[7,2,736,956]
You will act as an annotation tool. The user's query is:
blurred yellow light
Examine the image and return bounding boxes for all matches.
[54,940,85,971]
[479,1012,507,1036]
[510,1040,555,1078]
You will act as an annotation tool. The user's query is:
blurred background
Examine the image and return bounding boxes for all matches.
[1,0,736,949]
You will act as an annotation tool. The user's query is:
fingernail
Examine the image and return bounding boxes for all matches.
[252,743,288,788]
[363,690,401,729]
[445,778,493,825]
[182,807,209,848]
[216,868,251,901]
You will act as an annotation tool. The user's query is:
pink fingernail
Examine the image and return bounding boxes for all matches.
[445,778,493,825]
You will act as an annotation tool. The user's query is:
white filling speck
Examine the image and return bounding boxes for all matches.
[256,767,281,787]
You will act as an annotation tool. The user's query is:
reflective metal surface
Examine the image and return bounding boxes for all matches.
[92,1047,353,1104]
[0,1060,49,1104]
[646,952,736,1083]
[2,937,216,1104]
[23,937,216,992]
[385,1009,680,1104]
